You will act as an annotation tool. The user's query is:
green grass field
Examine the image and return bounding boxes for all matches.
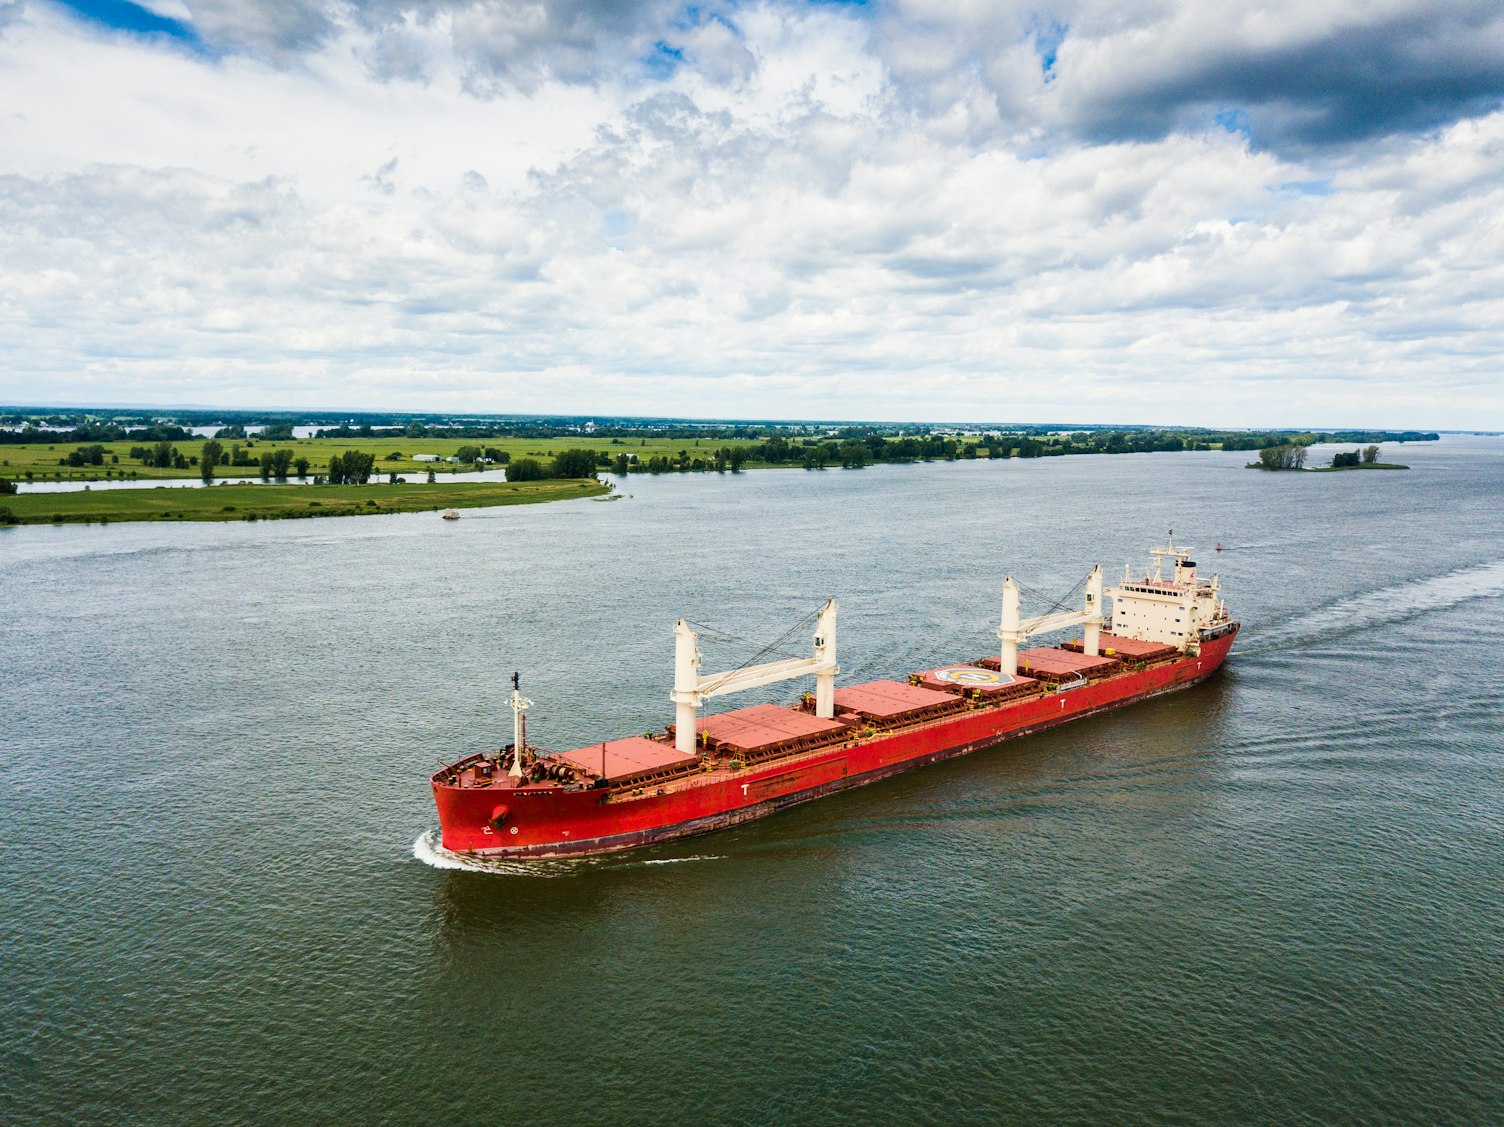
[0,478,610,524]
[0,434,769,484]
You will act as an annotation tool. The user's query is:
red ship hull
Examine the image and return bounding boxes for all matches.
[432,627,1238,859]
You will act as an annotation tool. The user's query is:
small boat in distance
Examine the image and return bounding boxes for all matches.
[441,510,460,520]
[430,537,1238,859]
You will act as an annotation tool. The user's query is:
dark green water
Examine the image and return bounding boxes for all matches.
[3,438,1502,1125]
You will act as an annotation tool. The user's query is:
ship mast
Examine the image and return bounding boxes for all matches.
[1148,530,1195,581]
[509,671,531,778]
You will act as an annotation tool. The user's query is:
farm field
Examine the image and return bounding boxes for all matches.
[0,434,771,483]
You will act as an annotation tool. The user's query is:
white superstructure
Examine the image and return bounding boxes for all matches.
[994,536,1230,673]
[1104,536,1227,653]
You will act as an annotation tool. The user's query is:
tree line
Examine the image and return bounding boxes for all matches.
[1331,446,1381,468]
[1254,443,1384,471]
[1,422,193,445]
[1254,445,1309,470]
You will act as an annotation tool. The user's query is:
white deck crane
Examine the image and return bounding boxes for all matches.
[996,566,1105,677]
[669,599,838,755]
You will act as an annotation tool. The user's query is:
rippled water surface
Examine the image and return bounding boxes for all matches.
[3,438,1503,1125]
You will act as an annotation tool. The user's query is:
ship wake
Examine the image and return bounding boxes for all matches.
[1252,559,1504,653]
[412,830,600,876]
[412,830,724,874]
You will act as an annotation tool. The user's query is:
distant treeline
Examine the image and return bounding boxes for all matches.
[0,408,776,438]
[309,421,771,441]
[301,423,1445,452]
[1221,429,1438,447]
[0,422,194,445]
[1,409,1441,456]
[609,427,1440,473]
[30,428,1434,481]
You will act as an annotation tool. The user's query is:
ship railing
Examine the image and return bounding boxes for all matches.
[604,756,709,798]
[916,677,1040,707]
[430,752,488,786]
[981,681,1041,705]
[847,696,970,732]
[707,725,852,765]
[850,692,1045,744]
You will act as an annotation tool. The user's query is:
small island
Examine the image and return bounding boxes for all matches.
[1311,446,1410,471]
[1247,443,1409,471]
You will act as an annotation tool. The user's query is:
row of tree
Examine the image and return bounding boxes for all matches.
[127,443,190,470]
[326,450,376,484]
[455,445,508,464]
[1256,445,1308,470]
[61,444,112,467]
[1331,446,1381,468]
[605,434,1056,473]
[28,433,1399,487]
[1256,443,1383,471]
[0,422,192,446]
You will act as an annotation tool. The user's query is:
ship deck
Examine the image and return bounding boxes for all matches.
[435,632,1202,802]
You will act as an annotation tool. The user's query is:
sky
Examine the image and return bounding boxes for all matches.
[2,0,1503,428]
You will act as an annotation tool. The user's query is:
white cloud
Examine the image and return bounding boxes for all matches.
[0,0,1501,426]
[135,0,192,20]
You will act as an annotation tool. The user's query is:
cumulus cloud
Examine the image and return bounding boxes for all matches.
[449,0,683,93]
[2,0,1503,424]
[1044,0,1504,153]
[42,0,1504,148]
[872,0,1504,154]
[176,0,332,56]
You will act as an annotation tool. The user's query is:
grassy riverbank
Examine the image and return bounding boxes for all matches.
[0,478,609,524]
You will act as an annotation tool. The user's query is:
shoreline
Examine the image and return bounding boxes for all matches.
[0,478,610,525]
[1244,461,1411,472]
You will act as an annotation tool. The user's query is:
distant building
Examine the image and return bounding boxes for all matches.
[583,421,596,434]
[412,454,441,462]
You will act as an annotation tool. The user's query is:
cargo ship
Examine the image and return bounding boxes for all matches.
[430,538,1238,859]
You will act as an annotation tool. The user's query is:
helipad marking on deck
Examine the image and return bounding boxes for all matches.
[932,667,1013,686]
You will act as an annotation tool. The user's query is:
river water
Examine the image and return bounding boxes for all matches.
[2,437,1502,1125]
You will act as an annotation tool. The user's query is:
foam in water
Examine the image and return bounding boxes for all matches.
[1255,560,1504,652]
[411,830,723,875]
[640,856,725,865]
[410,830,579,876]
[412,830,479,871]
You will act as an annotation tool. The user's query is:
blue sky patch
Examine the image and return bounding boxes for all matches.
[54,0,198,44]
[644,40,685,80]
[601,209,635,240]
[1215,108,1253,140]
[1031,19,1066,80]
